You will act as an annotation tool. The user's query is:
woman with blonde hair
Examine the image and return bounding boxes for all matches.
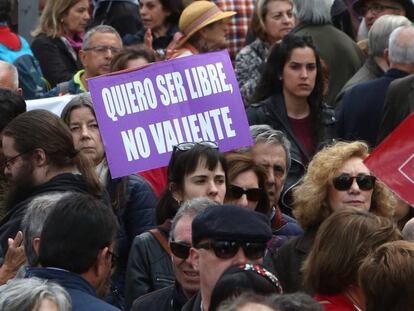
[272,141,395,293]
[31,0,90,87]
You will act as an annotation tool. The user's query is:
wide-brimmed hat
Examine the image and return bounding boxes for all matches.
[177,1,236,48]
[353,0,414,20]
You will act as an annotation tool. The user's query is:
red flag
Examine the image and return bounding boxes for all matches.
[364,112,414,206]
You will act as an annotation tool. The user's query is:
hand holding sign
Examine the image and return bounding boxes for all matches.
[88,51,252,178]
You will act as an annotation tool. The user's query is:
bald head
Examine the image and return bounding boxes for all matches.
[388,26,414,65]
[0,61,19,92]
[402,217,414,241]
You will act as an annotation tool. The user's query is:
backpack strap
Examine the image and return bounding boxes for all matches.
[149,228,171,256]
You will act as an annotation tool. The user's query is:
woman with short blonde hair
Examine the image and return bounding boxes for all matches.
[273,141,396,293]
[293,141,395,230]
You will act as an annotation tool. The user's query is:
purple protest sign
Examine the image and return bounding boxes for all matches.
[88,50,252,178]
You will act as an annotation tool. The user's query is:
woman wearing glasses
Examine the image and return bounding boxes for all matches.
[224,152,302,252]
[60,94,157,308]
[125,141,227,309]
[272,141,395,293]
[31,0,90,87]
[225,153,269,213]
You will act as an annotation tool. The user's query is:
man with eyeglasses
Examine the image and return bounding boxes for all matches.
[353,0,414,31]
[182,204,272,311]
[131,198,213,311]
[25,193,120,311]
[46,25,123,97]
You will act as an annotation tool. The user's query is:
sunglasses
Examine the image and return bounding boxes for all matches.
[196,240,266,260]
[228,185,264,202]
[170,241,191,259]
[173,141,219,152]
[332,173,376,191]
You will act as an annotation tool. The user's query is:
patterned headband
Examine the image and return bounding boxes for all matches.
[240,263,283,294]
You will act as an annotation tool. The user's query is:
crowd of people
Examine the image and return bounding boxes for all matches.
[1,0,414,310]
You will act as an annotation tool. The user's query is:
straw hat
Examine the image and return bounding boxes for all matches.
[177,1,236,47]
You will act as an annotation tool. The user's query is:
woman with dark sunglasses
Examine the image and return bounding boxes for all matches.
[225,153,270,213]
[224,152,302,253]
[272,141,395,294]
[125,141,227,310]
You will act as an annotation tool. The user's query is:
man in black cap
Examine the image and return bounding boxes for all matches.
[182,204,272,311]
[353,0,414,30]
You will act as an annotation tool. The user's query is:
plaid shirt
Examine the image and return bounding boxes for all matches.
[213,0,255,60]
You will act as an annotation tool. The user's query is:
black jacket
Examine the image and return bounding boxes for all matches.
[272,228,317,293]
[125,228,175,310]
[106,174,157,308]
[131,282,188,311]
[181,292,202,311]
[31,35,83,87]
[0,173,90,259]
[247,94,336,213]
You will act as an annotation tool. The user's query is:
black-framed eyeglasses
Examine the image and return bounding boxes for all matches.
[361,3,402,15]
[332,173,376,191]
[2,149,34,170]
[170,241,191,259]
[227,185,265,202]
[83,45,122,54]
[196,240,266,260]
[108,250,119,268]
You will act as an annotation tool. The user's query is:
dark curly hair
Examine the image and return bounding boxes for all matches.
[254,34,325,141]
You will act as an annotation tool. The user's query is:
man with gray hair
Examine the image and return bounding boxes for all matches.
[334,14,411,108]
[292,0,364,106]
[248,125,302,239]
[46,25,123,96]
[22,193,71,269]
[0,193,69,286]
[131,198,214,311]
[0,61,21,95]
[337,25,414,147]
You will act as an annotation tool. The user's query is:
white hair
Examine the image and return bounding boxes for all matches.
[293,0,334,24]
[369,15,411,57]
[388,25,414,64]
[0,60,18,90]
[402,218,414,242]
[0,278,71,311]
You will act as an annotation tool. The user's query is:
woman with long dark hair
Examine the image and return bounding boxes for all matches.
[248,34,335,209]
